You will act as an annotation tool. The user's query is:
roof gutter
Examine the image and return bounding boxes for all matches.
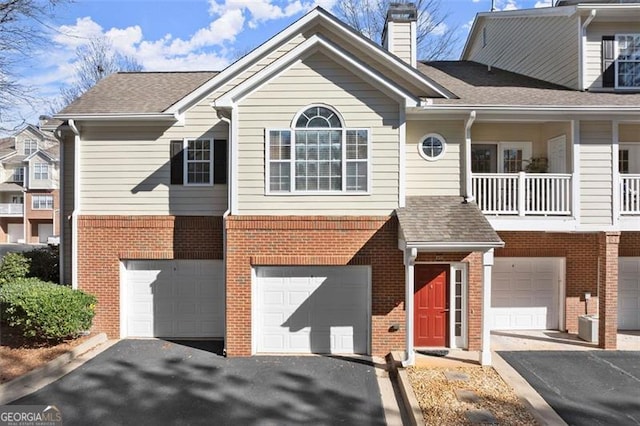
[580,10,597,90]
[404,241,505,251]
[419,105,640,115]
[54,113,178,122]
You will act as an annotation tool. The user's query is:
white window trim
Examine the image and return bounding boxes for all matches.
[13,167,24,182]
[417,133,447,162]
[23,140,38,155]
[614,34,640,90]
[32,195,53,210]
[265,127,372,196]
[183,138,214,187]
[34,163,49,180]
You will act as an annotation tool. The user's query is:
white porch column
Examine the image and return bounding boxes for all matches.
[402,247,417,367]
[480,249,494,366]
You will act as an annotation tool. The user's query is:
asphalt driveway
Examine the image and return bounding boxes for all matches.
[500,351,640,425]
[12,339,386,426]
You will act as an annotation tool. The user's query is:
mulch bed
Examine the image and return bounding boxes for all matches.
[0,325,93,384]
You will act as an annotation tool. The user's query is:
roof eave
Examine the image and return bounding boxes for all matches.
[417,105,640,115]
[54,113,178,122]
[403,241,505,252]
[168,7,454,114]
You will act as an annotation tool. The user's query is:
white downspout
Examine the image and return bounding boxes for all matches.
[56,129,64,283]
[580,10,596,91]
[402,247,418,367]
[216,108,233,357]
[68,119,80,290]
[464,111,477,202]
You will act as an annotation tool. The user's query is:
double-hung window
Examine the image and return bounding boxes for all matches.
[267,105,369,194]
[616,34,640,88]
[34,163,49,180]
[24,140,38,155]
[185,139,213,185]
[32,195,53,210]
[13,167,24,182]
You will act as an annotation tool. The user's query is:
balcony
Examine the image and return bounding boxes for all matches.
[621,175,640,215]
[0,203,24,217]
[472,173,572,216]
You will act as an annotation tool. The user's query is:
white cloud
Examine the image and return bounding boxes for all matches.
[462,18,476,31]
[534,0,552,7]
[472,0,481,3]
[431,22,448,37]
[495,0,519,10]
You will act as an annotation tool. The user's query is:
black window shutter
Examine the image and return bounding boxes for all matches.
[602,35,615,88]
[213,139,227,184]
[170,140,184,185]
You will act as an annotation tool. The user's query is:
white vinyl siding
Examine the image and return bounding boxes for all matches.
[405,120,462,196]
[387,21,412,64]
[585,22,640,90]
[465,15,580,89]
[580,121,613,225]
[79,124,227,215]
[236,52,400,215]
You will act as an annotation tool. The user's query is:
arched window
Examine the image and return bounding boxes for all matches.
[267,105,369,193]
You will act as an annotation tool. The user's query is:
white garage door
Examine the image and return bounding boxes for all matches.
[124,260,224,338]
[492,258,563,330]
[255,266,370,354]
[619,257,640,330]
[7,223,22,243]
[38,223,54,243]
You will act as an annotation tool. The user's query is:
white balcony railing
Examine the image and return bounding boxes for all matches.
[621,175,640,215]
[0,203,23,216]
[472,173,572,216]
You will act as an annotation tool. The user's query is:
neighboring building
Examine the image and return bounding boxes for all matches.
[0,124,60,244]
[52,2,639,365]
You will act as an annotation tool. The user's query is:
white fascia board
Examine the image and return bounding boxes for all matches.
[167,9,324,114]
[418,105,640,116]
[460,15,481,60]
[170,8,453,114]
[0,151,17,161]
[405,241,505,251]
[477,5,577,19]
[54,113,177,121]
[215,34,419,108]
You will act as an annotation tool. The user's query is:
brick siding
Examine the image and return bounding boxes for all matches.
[225,215,405,357]
[77,215,223,338]
[496,231,636,347]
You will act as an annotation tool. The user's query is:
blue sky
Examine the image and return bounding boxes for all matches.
[10,0,553,129]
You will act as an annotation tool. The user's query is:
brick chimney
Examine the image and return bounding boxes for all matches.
[382,2,418,68]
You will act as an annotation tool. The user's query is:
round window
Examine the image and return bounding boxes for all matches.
[418,134,446,161]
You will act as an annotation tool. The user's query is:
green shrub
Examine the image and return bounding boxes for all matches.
[0,279,96,340]
[24,246,60,283]
[0,252,30,284]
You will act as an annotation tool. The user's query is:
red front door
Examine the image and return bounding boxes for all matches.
[414,265,449,347]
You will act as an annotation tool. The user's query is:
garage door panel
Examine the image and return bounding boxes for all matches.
[125,260,224,338]
[492,258,562,330]
[256,266,370,354]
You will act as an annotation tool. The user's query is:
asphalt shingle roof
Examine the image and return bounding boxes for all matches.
[396,196,503,245]
[418,61,640,106]
[60,72,218,114]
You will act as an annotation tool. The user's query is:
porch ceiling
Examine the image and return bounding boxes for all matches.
[396,196,503,250]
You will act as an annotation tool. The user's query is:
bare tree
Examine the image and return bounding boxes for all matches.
[58,37,143,107]
[0,0,67,130]
[335,0,457,61]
